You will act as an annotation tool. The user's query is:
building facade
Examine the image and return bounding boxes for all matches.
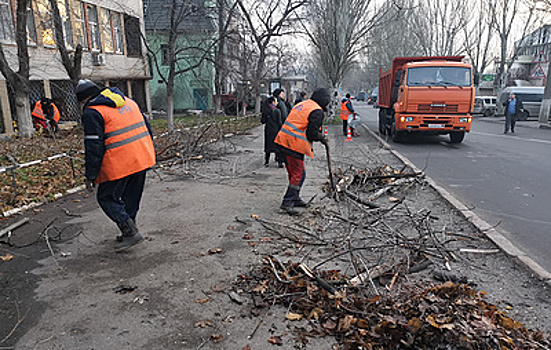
[0,0,151,134]
[143,0,215,112]
[512,25,551,87]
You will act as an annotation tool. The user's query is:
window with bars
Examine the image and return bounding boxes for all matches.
[112,12,123,54]
[57,0,73,48]
[35,0,55,46]
[87,4,100,51]
[0,0,14,42]
[124,15,141,57]
[99,8,113,53]
[26,4,37,44]
[71,1,87,49]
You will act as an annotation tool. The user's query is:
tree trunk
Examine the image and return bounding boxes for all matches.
[15,90,32,138]
[166,81,175,132]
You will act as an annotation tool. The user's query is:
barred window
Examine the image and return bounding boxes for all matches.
[99,8,112,53]
[86,4,100,51]
[35,0,55,46]
[71,1,87,49]
[57,0,73,48]
[0,0,14,42]
[112,12,123,54]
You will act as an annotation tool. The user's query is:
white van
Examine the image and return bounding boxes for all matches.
[473,96,497,117]
[497,87,544,120]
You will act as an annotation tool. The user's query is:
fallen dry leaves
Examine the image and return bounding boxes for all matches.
[238,260,551,349]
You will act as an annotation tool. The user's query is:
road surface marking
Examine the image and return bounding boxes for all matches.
[471,131,551,145]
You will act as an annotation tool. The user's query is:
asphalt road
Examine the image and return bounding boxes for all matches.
[355,101,551,274]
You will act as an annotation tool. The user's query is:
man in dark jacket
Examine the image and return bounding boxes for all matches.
[272,88,288,121]
[294,91,307,105]
[261,96,284,167]
[274,88,331,215]
[76,79,156,251]
[503,93,523,134]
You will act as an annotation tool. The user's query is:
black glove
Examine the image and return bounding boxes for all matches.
[320,137,329,146]
[85,178,96,192]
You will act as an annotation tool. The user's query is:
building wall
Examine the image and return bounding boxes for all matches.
[147,32,215,111]
[0,0,150,133]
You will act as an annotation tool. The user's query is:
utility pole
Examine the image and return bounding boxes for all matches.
[539,62,551,128]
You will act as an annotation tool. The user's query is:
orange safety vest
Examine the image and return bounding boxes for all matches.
[274,99,321,159]
[89,98,156,183]
[32,101,60,123]
[340,100,351,120]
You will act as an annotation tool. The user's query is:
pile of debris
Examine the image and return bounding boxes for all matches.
[236,165,551,349]
[239,260,550,349]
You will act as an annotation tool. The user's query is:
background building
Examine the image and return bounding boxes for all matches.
[0,0,151,134]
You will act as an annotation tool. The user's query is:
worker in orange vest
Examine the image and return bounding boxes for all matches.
[340,93,355,136]
[274,88,330,215]
[76,79,156,252]
[32,97,61,132]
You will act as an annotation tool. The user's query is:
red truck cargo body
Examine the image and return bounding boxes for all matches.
[377,56,474,144]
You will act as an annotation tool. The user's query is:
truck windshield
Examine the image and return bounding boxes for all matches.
[407,67,471,87]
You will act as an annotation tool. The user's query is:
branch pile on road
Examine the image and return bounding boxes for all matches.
[236,165,551,349]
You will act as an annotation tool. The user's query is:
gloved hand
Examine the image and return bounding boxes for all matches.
[85,178,96,192]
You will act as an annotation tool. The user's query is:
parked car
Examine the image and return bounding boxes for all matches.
[496,86,544,120]
[356,91,366,101]
[472,96,497,117]
[367,87,379,105]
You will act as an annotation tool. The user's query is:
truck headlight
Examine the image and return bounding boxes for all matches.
[460,117,471,123]
[400,116,413,122]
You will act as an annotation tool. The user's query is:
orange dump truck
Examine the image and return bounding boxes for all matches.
[378,56,475,143]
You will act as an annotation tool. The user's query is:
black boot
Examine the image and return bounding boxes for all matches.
[281,186,300,215]
[114,218,143,252]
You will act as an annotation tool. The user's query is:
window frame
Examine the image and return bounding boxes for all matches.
[0,0,15,42]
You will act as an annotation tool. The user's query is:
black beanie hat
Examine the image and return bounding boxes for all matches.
[272,88,283,97]
[311,88,331,111]
[76,79,101,102]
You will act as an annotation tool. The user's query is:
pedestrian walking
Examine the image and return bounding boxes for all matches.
[275,87,331,216]
[76,79,156,252]
[261,96,284,168]
[340,93,355,136]
[272,88,289,121]
[503,93,523,134]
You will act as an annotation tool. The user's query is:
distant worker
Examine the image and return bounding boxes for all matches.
[340,93,355,136]
[32,97,60,132]
[76,79,156,252]
[261,96,284,168]
[294,91,307,105]
[503,93,523,134]
[275,88,330,215]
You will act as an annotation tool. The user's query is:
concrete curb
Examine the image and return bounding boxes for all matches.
[361,124,551,281]
[2,185,86,218]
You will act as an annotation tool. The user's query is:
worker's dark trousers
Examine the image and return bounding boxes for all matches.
[97,170,147,224]
[282,154,305,206]
[342,119,348,135]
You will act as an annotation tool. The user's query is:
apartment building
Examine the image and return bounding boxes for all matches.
[0,0,150,133]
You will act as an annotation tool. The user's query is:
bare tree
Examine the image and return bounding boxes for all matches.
[461,0,496,80]
[145,0,216,132]
[48,0,83,83]
[489,0,539,88]
[0,0,33,138]
[235,0,308,114]
[304,0,398,91]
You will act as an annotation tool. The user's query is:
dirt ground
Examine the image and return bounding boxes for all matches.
[1,124,550,349]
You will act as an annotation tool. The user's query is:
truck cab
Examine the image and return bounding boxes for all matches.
[378,57,474,143]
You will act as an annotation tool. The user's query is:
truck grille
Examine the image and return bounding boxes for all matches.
[418,104,459,113]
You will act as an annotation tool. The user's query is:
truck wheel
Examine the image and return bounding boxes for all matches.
[391,122,404,143]
[449,131,465,143]
[378,110,386,135]
[517,111,528,121]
